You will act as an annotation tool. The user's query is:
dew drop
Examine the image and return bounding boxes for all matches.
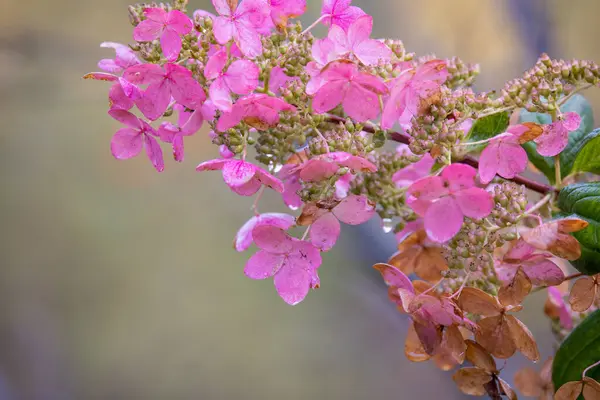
[288,204,299,211]
[382,218,393,233]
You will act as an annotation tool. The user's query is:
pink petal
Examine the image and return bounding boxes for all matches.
[327,24,350,55]
[332,194,375,225]
[196,158,229,171]
[213,16,234,44]
[414,59,449,84]
[343,79,383,122]
[160,29,183,62]
[111,128,143,160]
[224,60,259,94]
[563,112,581,131]
[441,164,477,192]
[109,83,134,110]
[374,263,414,292]
[269,67,294,95]
[143,7,168,22]
[393,153,434,187]
[118,77,142,101]
[216,108,243,131]
[144,134,165,172]
[98,59,120,73]
[310,213,341,251]
[407,176,447,201]
[212,0,233,16]
[312,80,347,114]
[328,152,377,173]
[83,72,118,82]
[424,197,463,242]
[347,15,372,48]
[166,63,207,109]
[381,77,411,130]
[209,77,233,112]
[252,225,294,254]
[478,141,501,184]
[171,134,185,162]
[166,10,192,34]
[135,81,171,121]
[496,141,528,179]
[230,178,262,196]
[222,160,256,187]
[282,175,303,209]
[133,19,163,42]
[273,260,313,305]
[108,109,142,128]
[354,39,392,66]
[235,213,296,252]
[123,64,165,85]
[234,21,263,58]
[453,187,494,219]
[311,38,337,66]
[506,240,535,260]
[254,168,285,193]
[204,49,227,80]
[245,250,285,279]
[525,259,565,286]
[180,109,204,134]
[535,123,569,157]
[299,159,339,182]
[335,172,354,199]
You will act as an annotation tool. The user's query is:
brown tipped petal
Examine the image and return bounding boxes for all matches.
[475,316,517,359]
[458,287,502,317]
[569,277,597,312]
[583,377,600,400]
[518,122,544,144]
[557,217,589,233]
[498,378,517,400]
[387,246,420,275]
[555,381,584,400]
[452,367,492,396]
[465,339,497,373]
[505,315,540,362]
[514,367,543,397]
[549,234,582,261]
[404,322,431,362]
[498,268,532,308]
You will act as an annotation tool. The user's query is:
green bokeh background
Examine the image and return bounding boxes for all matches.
[1,1,599,398]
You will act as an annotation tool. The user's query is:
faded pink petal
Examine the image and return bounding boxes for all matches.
[299,159,339,182]
[222,159,257,187]
[209,77,233,111]
[393,153,434,187]
[213,16,234,44]
[212,0,233,16]
[254,168,285,193]
[327,152,377,173]
[310,213,341,251]
[273,259,313,305]
[525,259,565,286]
[321,0,366,30]
[548,287,573,329]
[111,128,143,160]
[375,263,414,292]
[332,194,375,225]
[506,240,535,260]
[407,176,447,201]
[453,187,494,219]
[230,178,262,196]
[269,0,306,27]
[478,140,502,184]
[235,213,296,252]
[563,112,581,131]
[441,164,477,192]
[253,225,295,254]
[424,196,463,243]
[534,113,581,158]
[224,60,259,94]
[195,158,229,171]
[245,250,285,279]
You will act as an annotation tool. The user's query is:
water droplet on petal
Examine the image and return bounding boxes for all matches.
[288,204,299,211]
[273,163,283,174]
[382,218,393,233]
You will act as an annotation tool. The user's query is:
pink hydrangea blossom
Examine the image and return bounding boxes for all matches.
[310,194,376,251]
[495,240,565,286]
[234,213,296,251]
[133,8,192,62]
[312,61,387,122]
[196,158,284,195]
[245,225,322,305]
[381,60,449,130]
[84,72,141,111]
[158,104,204,162]
[478,125,529,184]
[305,38,338,95]
[268,0,306,29]
[407,164,494,242]
[321,0,365,30]
[108,109,164,172]
[97,42,141,74]
[534,112,581,157]
[123,63,206,120]
[326,15,392,66]
[216,94,296,131]
[393,152,434,187]
[296,151,377,182]
[204,49,259,111]
[211,0,271,58]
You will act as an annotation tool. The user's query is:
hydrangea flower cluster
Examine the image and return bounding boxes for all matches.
[87,1,600,398]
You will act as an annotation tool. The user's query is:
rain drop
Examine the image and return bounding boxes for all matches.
[288,204,299,211]
[382,218,393,233]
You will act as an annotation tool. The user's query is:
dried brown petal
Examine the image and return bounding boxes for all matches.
[458,287,502,317]
[557,217,589,233]
[518,122,544,144]
[583,377,600,400]
[296,203,329,226]
[514,367,543,397]
[285,149,309,165]
[433,352,457,371]
[404,322,431,362]
[415,247,448,283]
[465,339,497,373]
[505,315,540,362]
[444,325,467,365]
[476,315,517,359]
[498,377,517,400]
[387,247,419,275]
[498,267,532,307]
[569,276,597,312]
[555,381,584,400]
[413,320,442,355]
[521,221,584,261]
[548,234,583,261]
[412,280,432,295]
[452,367,492,396]
[539,357,554,385]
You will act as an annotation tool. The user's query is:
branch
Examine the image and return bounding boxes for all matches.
[324,116,558,195]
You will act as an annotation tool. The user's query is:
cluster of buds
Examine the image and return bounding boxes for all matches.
[86,0,600,398]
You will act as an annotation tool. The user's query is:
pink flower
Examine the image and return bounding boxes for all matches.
[204,49,259,111]
[321,0,365,30]
[495,240,565,287]
[133,8,192,62]
[309,194,376,251]
[196,158,284,196]
[407,164,494,242]
[268,0,306,29]
[327,15,392,66]
[212,0,271,58]
[216,94,295,131]
[534,112,581,157]
[234,213,296,251]
[392,152,435,187]
[97,42,141,74]
[158,104,204,162]
[296,151,377,182]
[108,109,164,172]
[83,72,141,111]
[245,225,322,305]
[381,60,449,130]
[124,63,206,121]
[478,125,529,184]
[305,38,338,95]
[312,61,387,122]
[547,287,573,330]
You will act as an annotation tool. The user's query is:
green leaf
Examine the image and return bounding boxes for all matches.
[519,94,595,184]
[571,128,600,176]
[553,310,600,391]
[466,111,509,151]
[557,182,600,274]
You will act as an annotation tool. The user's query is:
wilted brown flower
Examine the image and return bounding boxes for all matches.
[555,377,600,400]
[514,357,553,399]
[521,217,589,261]
[388,229,448,283]
[569,275,599,312]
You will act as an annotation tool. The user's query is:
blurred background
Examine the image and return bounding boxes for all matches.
[1,0,599,398]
